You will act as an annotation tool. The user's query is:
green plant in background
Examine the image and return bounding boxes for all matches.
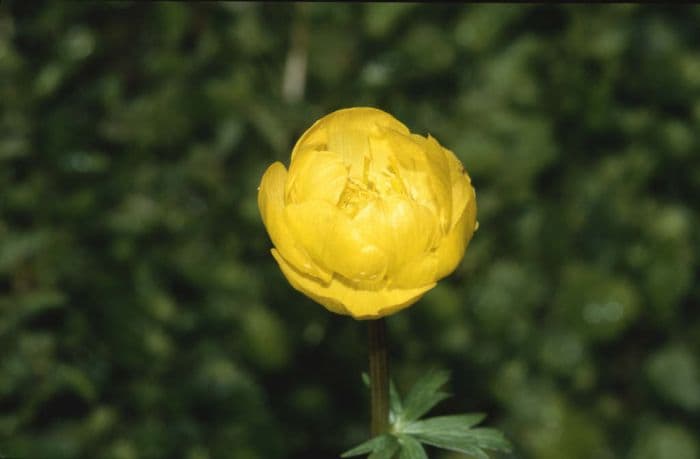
[1,3,699,459]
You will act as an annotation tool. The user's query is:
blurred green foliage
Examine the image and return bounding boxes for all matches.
[1,3,699,458]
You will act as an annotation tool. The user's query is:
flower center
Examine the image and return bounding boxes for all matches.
[337,156,408,217]
[338,178,377,217]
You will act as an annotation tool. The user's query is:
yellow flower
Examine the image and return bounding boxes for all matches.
[258,107,477,319]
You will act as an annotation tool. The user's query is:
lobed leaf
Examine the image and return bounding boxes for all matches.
[341,434,391,457]
[397,435,428,459]
[400,369,451,422]
[390,379,403,419]
[401,413,487,435]
[368,436,400,459]
[412,428,512,456]
[413,433,489,458]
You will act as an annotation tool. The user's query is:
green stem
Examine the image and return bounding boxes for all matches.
[368,318,389,436]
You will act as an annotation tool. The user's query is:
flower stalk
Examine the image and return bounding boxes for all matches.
[368,318,389,435]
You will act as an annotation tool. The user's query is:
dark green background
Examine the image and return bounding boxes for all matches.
[1,3,699,458]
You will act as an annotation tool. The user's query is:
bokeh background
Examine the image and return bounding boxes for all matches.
[1,3,699,459]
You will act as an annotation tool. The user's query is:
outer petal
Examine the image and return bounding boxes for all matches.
[291,107,411,180]
[285,148,348,205]
[284,200,388,283]
[392,255,439,289]
[371,129,430,203]
[373,128,452,231]
[442,145,474,232]
[258,162,331,283]
[434,184,477,279]
[422,134,454,233]
[272,249,435,319]
[353,196,440,287]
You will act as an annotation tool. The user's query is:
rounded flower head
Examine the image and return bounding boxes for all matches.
[258,107,477,319]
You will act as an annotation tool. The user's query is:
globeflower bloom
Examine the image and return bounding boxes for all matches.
[258,107,477,319]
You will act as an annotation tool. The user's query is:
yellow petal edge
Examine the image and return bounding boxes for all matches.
[272,249,435,319]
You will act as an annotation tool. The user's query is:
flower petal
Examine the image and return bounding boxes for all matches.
[443,145,474,232]
[292,107,411,180]
[258,162,331,283]
[392,254,439,289]
[272,249,435,319]
[422,134,454,232]
[354,196,440,285]
[284,200,388,283]
[371,130,429,200]
[285,148,348,205]
[434,184,477,279]
[372,129,452,231]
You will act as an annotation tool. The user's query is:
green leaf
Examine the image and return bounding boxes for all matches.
[414,434,488,459]
[341,435,397,458]
[401,414,487,435]
[341,435,386,457]
[390,379,403,419]
[368,438,400,459]
[397,435,428,459]
[400,369,451,422]
[413,428,512,456]
[468,428,512,452]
